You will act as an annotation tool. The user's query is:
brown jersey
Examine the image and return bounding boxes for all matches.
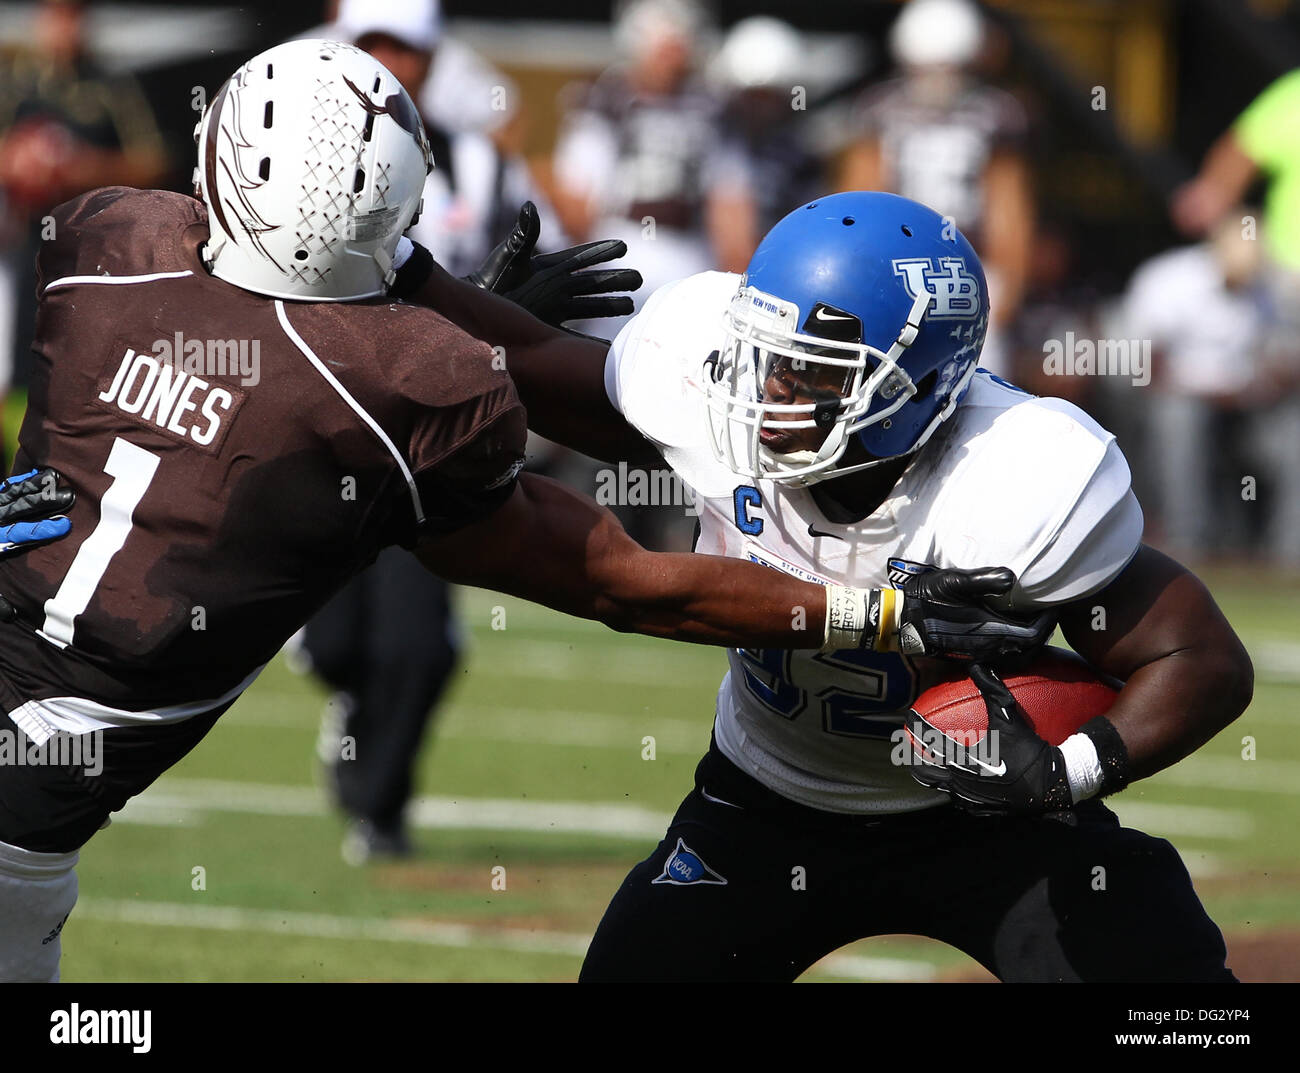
[0,187,525,721]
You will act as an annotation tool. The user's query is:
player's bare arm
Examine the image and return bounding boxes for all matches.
[403,205,658,466]
[1058,544,1254,781]
[415,470,1035,656]
[416,470,828,648]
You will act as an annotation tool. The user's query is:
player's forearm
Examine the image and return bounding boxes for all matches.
[408,261,653,463]
[424,473,837,649]
[589,546,829,648]
[1061,547,1254,782]
[409,258,565,350]
[1098,646,1253,782]
[1196,131,1258,208]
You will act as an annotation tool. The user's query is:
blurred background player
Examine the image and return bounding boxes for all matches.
[0,0,165,450]
[301,0,561,863]
[335,0,564,277]
[704,16,823,274]
[550,0,718,336]
[838,0,1033,377]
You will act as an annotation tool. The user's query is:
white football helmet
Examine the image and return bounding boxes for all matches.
[195,39,433,302]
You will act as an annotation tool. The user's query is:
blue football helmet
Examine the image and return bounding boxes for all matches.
[704,191,988,485]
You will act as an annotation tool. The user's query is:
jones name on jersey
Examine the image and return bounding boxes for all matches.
[606,271,1143,813]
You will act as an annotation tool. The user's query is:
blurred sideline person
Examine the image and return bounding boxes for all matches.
[546,0,722,551]
[1120,215,1276,562]
[0,41,1030,980]
[0,0,166,433]
[705,17,823,275]
[338,0,564,277]
[551,0,720,336]
[299,0,566,863]
[308,1,525,155]
[1172,67,1300,264]
[1172,71,1300,566]
[839,0,1032,377]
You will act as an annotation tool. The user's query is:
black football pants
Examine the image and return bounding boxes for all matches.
[580,740,1236,982]
[301,546,458,832]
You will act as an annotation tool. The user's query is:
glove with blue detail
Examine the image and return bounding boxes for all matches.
[0,467,73,556]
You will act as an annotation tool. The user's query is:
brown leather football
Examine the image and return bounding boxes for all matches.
[909,647,1120,748]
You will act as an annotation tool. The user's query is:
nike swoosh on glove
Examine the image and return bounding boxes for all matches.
[908,661,1074,815]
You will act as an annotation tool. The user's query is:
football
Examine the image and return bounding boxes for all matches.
[908,647,1120,750]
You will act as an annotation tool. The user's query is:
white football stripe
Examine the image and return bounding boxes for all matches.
[117,777,672,840]
[1108,801,1253,839]
[71,898,945,979]
[73,898,590,958]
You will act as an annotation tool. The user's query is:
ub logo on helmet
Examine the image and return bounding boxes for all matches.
[704,191,989,486]
[194,39,434,303]
[890,257,982,319]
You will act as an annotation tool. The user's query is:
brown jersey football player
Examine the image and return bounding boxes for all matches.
[0,41,1046,982]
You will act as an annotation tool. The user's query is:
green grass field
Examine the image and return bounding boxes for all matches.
[53,571,1300,983]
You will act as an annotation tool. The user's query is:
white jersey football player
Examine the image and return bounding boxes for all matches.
[450,190,1250,981]
[607,259,1142,814]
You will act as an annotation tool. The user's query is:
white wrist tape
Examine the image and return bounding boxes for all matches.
[822,586,903,652]
[1060,731,1104,803]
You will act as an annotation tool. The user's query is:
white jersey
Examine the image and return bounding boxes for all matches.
[605,272,1145,814]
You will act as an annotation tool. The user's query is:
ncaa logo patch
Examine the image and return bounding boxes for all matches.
[891,257,981,319]
[652,838,727,886]
[887,558,934,587]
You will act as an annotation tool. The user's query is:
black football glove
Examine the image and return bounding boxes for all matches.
[0,467,73,556]
[908,662,1073,816]
[466,202,642,337]
[896,566,1055,660]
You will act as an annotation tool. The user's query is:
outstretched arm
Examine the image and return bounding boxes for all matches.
[403,209,660,466]
[417,471,1039,657]
[417,471,823,648]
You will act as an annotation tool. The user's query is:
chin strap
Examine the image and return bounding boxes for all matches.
[372,244,396,289]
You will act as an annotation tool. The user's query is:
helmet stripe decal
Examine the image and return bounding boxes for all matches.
[202,79,235,245]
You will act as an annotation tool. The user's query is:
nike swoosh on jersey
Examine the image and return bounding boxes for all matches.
[807,523,845,540]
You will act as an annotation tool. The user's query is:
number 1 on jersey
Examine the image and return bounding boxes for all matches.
[39,437,160,649]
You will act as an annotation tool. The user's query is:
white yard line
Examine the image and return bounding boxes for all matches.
[221,698,713,754]
[1154,756,1300,795]
[74,898,590,958]
[116,778,1258,845]
[1109,801,1253,839]
[72,897,939,980]
[118,778,673,840]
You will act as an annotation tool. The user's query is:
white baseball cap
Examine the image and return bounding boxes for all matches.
[337,0,442,53]
[890,0,983,68]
